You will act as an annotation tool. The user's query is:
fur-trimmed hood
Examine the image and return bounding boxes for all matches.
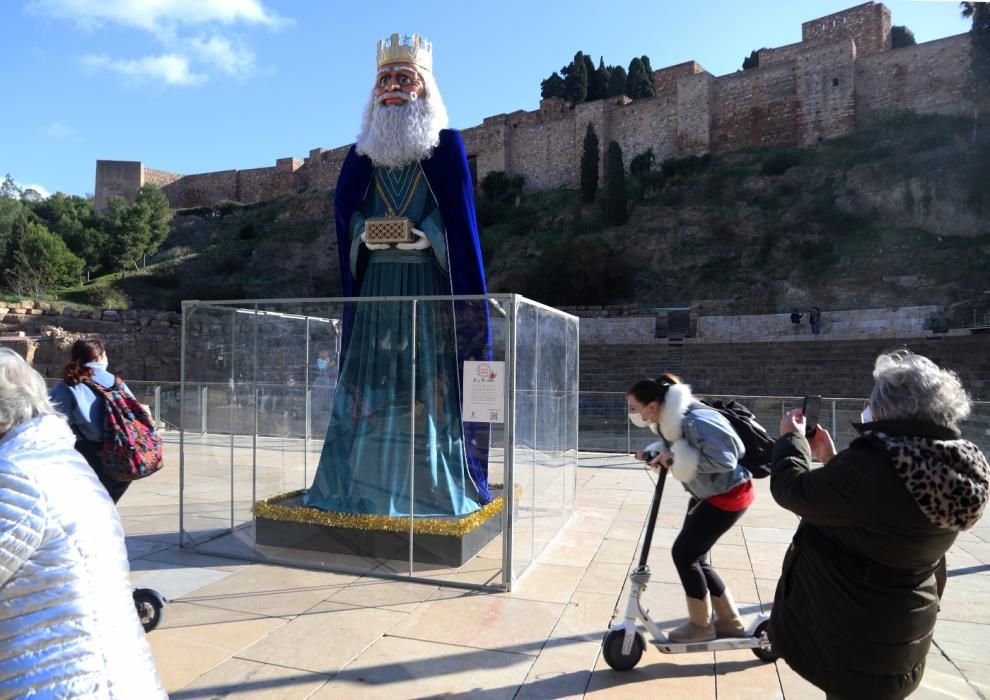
[868,430,989,531]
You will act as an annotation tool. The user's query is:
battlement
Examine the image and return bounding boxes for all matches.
[95,2,971,209]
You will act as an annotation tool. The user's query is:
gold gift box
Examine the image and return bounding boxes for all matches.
[365,217,414,244]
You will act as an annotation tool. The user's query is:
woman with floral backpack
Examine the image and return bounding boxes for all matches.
[49,338,136,502]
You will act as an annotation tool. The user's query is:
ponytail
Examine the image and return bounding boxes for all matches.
[62,338,105,387]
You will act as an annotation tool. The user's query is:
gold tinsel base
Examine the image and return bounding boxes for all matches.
[255,490,504,537]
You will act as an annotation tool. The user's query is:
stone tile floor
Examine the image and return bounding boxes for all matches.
[121,442,990,699]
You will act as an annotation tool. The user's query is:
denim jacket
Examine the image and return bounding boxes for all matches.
[656,384,750,500]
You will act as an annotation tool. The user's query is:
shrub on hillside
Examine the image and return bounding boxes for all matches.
[660,154,713,179]
[524,236,633,305]
[83,285,130,310]
[761,150,802,176]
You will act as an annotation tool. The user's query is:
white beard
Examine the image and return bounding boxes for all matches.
[355,78,449,168]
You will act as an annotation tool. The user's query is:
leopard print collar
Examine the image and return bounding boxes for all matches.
[866,430,990,531]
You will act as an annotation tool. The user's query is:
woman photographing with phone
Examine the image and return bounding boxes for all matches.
[627,373,754,643]
[769,350,989,699]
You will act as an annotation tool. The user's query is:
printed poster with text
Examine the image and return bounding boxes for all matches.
[462,361,505,423]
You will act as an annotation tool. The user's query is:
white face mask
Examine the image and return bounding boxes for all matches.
[860,405,873,423]
[628,412,650,428]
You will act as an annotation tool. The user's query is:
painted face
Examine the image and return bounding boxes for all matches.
[374,65,426,106]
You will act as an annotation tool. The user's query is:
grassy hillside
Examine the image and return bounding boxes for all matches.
[480,112,990,314]
[61,112,989,315]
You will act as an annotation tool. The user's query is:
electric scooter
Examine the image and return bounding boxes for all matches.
[602,463,777,670]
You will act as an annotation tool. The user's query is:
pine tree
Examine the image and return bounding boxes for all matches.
[606,141,627,226]
[891,25,917,48]
[12,220,84,290]
[607,65,627,98]
[580,124,599,204]
[563,51,589,104]
[541,71,566,99]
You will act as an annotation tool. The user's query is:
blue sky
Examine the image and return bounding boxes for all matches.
[0,0,972,198]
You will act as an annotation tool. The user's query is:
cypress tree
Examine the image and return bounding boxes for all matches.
[580,123,599,204]
[594,57,611,101]
[639,55,655,97]
[563,51,588,104]
[606,141,627,226]
[583,53,598,100]
[607,65,627,98]
[964,3,990,119]
[626,58,647,99]
[626,57,654,99]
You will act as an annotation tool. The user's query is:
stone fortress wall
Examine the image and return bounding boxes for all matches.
[94,2,974,211]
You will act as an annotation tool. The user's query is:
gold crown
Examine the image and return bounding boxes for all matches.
[376,33,433,73]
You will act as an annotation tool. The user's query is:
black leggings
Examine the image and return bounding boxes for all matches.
[75,439,130,504]
[672,497,747,600]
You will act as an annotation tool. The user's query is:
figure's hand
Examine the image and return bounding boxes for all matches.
[396,227,431,251]
[808,426,837,464]
[360,229,391,251]
[779,408,806,437]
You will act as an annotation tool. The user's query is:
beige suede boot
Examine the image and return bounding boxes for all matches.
[711,588,747,637]
[668,594,716,643]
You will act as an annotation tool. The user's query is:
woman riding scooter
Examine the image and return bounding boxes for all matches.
[627,373,754,642]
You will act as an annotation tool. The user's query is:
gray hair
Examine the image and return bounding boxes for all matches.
[0,347,57,436]
[869,349,971,428]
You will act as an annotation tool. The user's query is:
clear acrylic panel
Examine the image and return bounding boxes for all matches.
[179,295,576,590]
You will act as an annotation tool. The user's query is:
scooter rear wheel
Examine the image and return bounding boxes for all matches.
[133,588,165,633]
[751,619,777,662]
[603,628,645,671]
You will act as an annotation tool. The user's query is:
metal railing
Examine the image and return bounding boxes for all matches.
[578,391,990,458]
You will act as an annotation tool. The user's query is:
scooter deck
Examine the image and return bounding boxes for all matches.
[654,635,765,654]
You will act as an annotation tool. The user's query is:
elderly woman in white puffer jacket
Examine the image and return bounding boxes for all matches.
[0,348,165,699]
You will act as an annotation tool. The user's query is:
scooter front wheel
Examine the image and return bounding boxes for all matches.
[602,628,645,671]
[133,588,165,632]
[751,619,778,662]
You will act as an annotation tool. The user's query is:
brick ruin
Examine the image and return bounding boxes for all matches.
[94,2,973,210]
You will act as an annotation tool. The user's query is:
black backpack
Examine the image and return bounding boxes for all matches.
[695,399,775,478]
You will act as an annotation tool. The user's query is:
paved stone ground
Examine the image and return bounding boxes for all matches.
[121,436,990,699]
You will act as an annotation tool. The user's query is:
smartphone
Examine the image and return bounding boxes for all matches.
[802,395,822,438]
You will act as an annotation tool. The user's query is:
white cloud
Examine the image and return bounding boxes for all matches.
[28,0,289,34]
[187,35,254,79]
[17,183,51,199]
[83,53,208,86]
[43,121,75,141]
[29,0,289,87]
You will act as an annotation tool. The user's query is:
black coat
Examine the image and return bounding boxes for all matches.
[768,421,966,700]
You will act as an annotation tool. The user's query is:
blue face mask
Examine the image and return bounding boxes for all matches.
[91,360,108,371]
[316,359,328,371]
